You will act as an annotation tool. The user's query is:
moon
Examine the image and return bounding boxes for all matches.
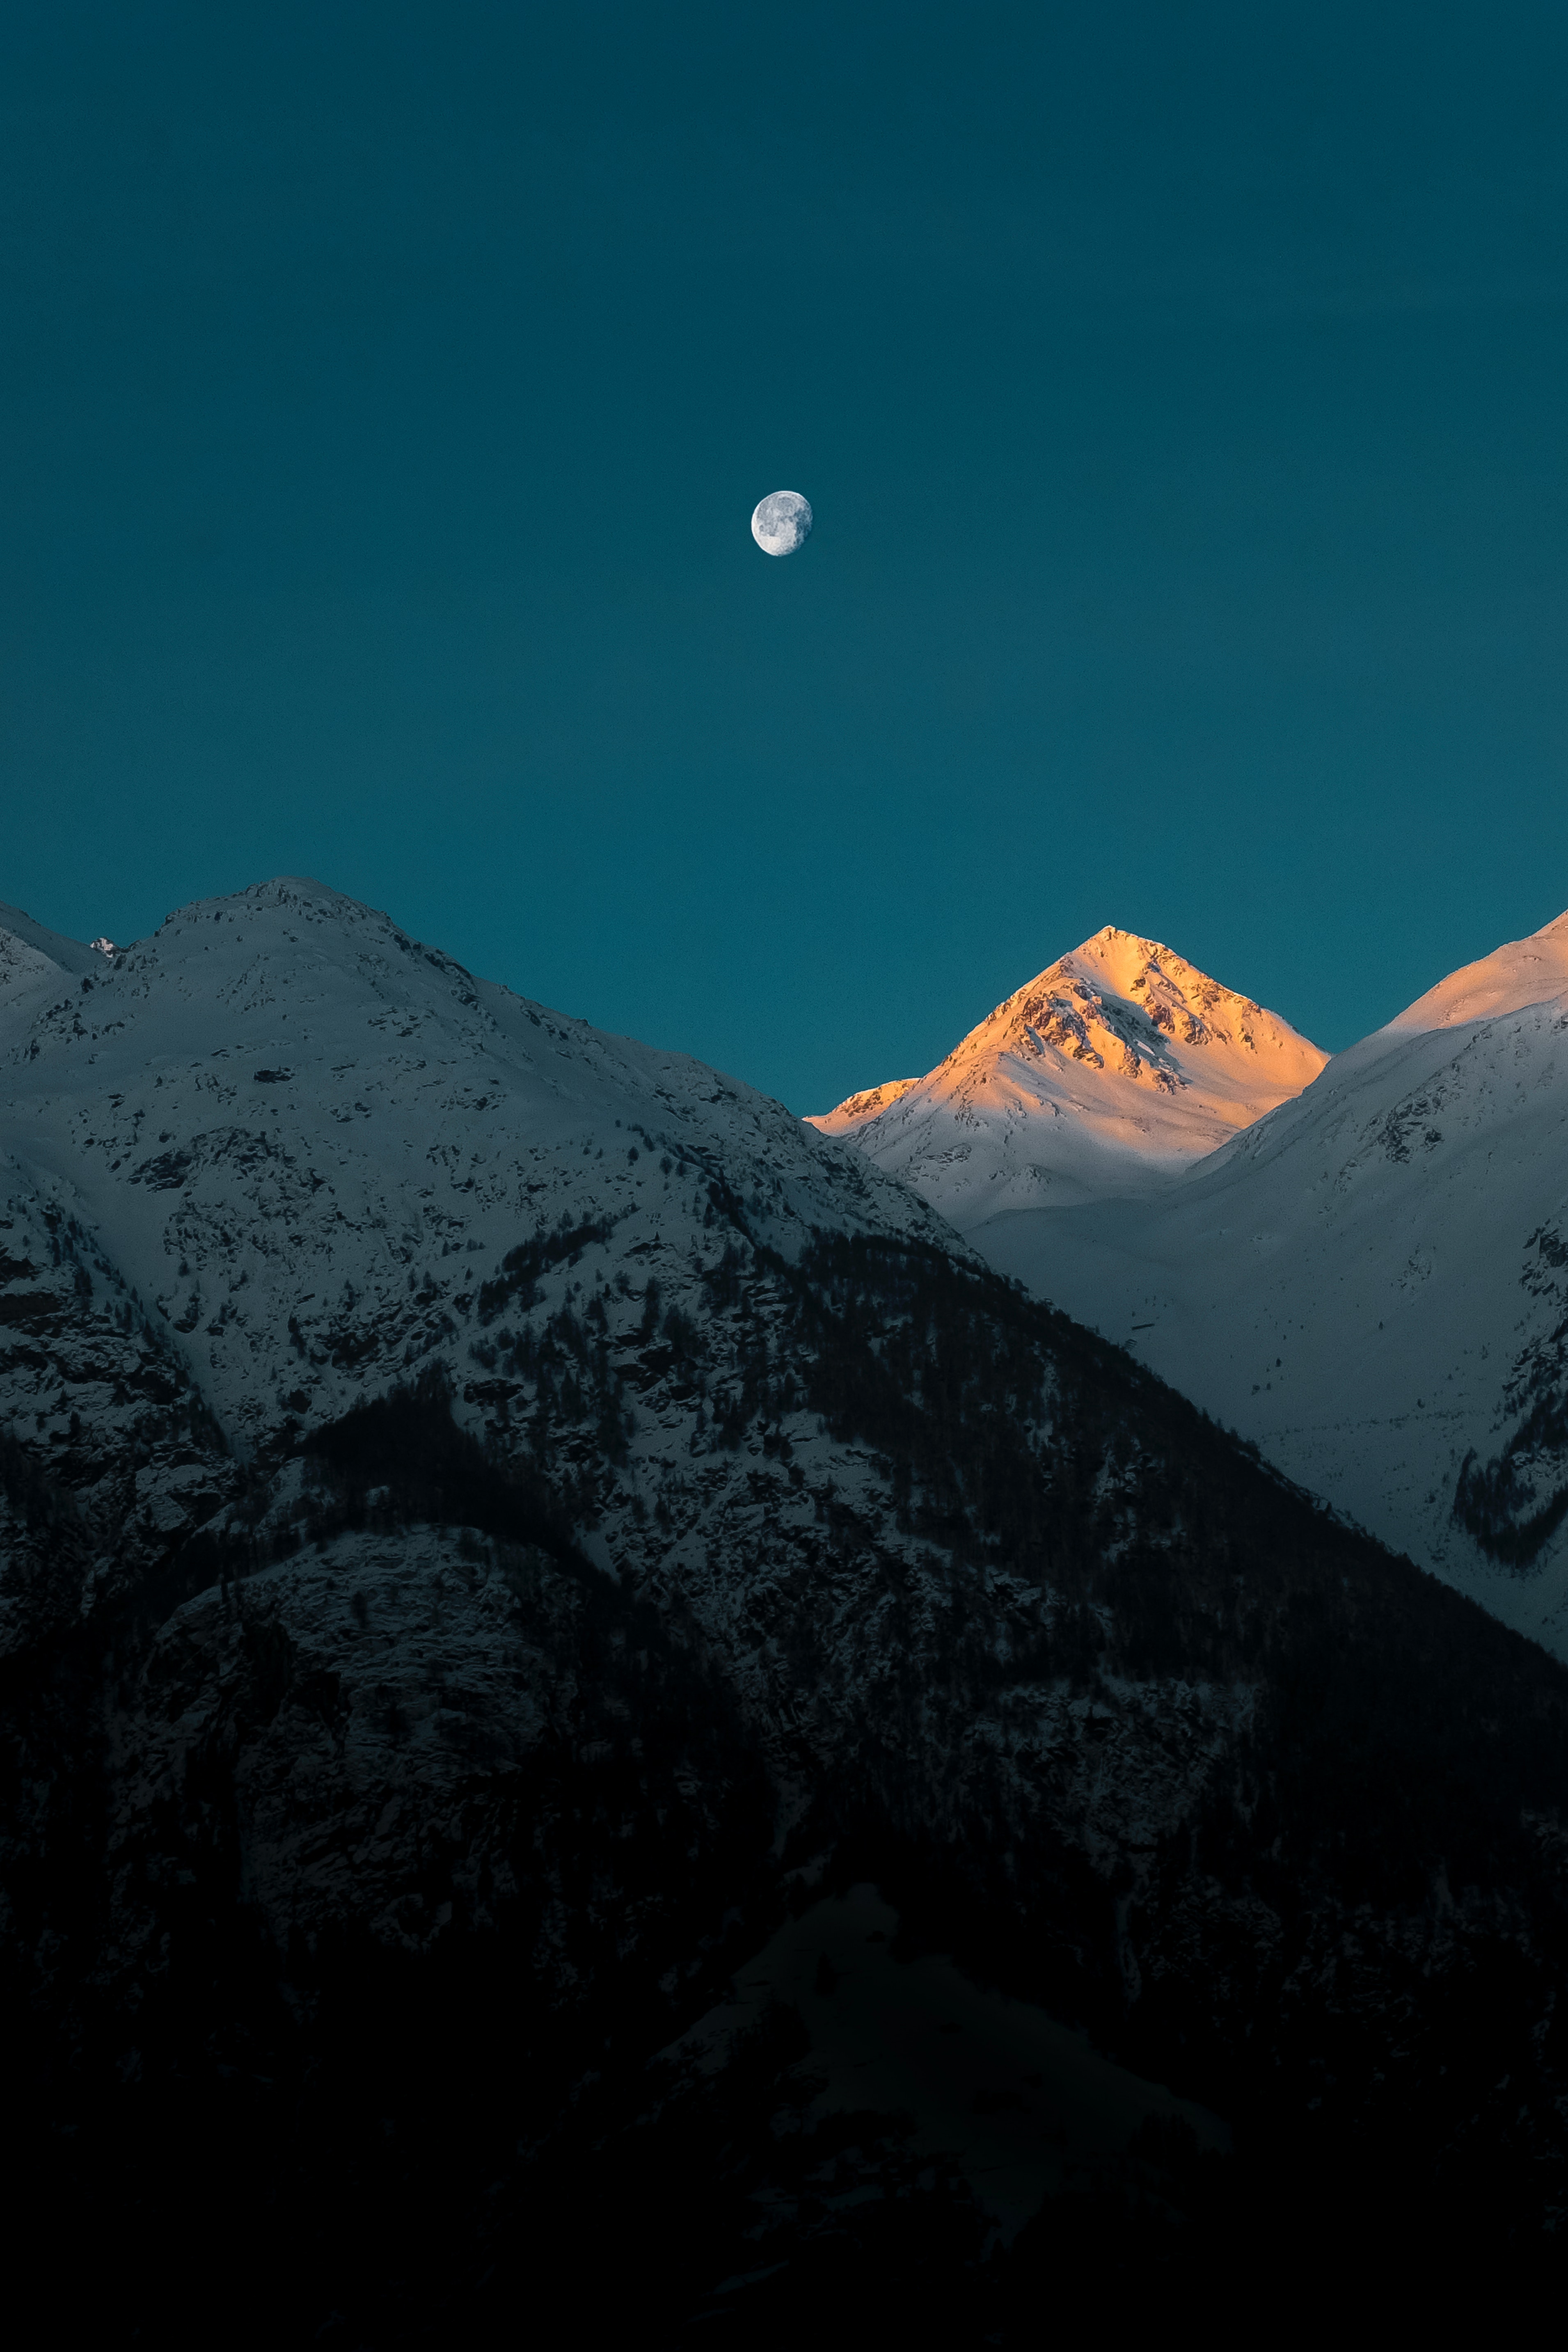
[751,490,813,557]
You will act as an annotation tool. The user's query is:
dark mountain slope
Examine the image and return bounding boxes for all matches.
[5,1218,1568,2336]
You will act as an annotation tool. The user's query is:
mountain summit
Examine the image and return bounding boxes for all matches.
[980,906,1568,1656]
[808,927,1325,1227]
[0,874,943,1467]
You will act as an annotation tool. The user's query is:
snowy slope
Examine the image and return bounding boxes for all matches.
[977,909,1568,1654]
[0,899,105,1024]
[0,899,104,979]
[807,928,1325,1227]
[0,877,947,1460]
[0,875,969,1648]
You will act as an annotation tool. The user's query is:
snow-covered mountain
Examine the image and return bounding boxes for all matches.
[0,876,1415,1977]
[9,877,1568,2326]
[808,927,1325,1226]
[978,909,1568,1656]
[0,875,942,1484]
[0,895,103,1018]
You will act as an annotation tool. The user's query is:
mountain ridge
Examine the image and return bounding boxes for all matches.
[807,926,1326,1225]
[975,904,1568,1657]
[0,874,951,1471]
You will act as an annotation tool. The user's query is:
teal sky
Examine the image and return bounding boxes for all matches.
[2,2,1566,1108]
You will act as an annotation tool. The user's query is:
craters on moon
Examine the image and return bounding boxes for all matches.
[751,490,813,557]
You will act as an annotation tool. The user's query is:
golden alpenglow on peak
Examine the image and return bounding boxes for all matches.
[807,929,1325,1230]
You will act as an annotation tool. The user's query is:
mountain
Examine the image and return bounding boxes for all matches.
[977,908,1568,1656]
[6,879,1568,2332]
[808,927,1326,1226]
[0,898,104,1027]
[0,874,944,1478]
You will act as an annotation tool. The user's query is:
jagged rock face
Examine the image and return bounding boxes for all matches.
[107,1505,769,2000]
[979,907,1568,1659]
[808,927,1325,1224]
[4,881,1568,2323]
[0,1183,232,1657]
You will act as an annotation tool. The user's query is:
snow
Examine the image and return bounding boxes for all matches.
[7,878,1273,1972]
[11,865,1554,2092]
[1365,907,1568,1054]
[973,907,1568,1657]
[0,874,955,1531]
[0,899,105,978]
[807,927,1325,1226]
[13,875,1568,1671]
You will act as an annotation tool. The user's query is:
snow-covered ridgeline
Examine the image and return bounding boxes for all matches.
[0,877,947,1457]
[977,909,1568,1656]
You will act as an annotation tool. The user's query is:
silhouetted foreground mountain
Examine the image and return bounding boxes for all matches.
[6,1231,1568,2336]
[4,884,1568,2335]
